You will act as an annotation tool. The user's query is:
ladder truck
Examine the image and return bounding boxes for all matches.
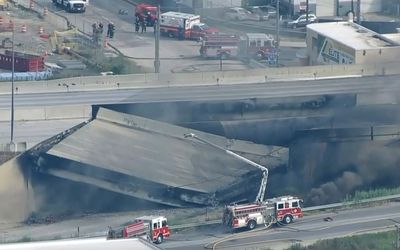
[184,133,303,231]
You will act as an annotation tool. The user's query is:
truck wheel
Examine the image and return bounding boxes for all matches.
[247,220,257,230]
[283,215,293,224]
[156,234,163,244]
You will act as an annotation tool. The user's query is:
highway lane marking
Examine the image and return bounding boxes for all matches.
[206,212,400,249]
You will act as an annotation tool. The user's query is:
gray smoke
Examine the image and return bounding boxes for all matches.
[305,140,400,205]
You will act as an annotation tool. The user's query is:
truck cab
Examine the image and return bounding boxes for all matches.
[135,3,158,26]
[189,23,219,40]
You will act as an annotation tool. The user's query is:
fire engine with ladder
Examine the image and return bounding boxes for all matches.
[107,215,170,244]
[184,133,303,231]
[199,33,276,61]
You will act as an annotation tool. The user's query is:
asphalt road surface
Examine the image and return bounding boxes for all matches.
[35,0,253,72]
[163,202,400,249]
[0,75,399,108]
[0,119,86,148]
[1,203,399,249]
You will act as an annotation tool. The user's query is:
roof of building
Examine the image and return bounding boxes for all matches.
[0,238,161,250]
[161,11,199,19]
[307,22,399,50]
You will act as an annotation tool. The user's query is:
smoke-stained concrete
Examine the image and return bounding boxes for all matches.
[0,155,34,223]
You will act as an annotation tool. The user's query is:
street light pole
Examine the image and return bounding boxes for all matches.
[10,17,15,150]
[276,0,280,67]
[154,4,160,73]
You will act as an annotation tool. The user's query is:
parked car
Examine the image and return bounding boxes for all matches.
[285,13,318,28]
[246,5,277,21]
[224,7,260,21]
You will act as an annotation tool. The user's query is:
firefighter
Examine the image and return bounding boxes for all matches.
[135,15,140,33]
[107,22,115,38]
[98,22,104,35]
[140,18,146,33]
[178,21,185,40]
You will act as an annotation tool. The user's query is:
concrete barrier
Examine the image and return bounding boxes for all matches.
[0,62,399,95]
[0,105,91,122]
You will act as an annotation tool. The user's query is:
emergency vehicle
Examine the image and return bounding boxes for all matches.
[53,0,88,12]
[184,133,303,232]
[160,11,218,40]
[200,33,275,60]
[107,216,170,244]
[222,196,303,230]
[135,3,158,26]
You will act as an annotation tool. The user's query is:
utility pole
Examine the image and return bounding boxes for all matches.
[154,4,160,73]
[397,0,400,17]
[356,0,361,24]
[306,0,309,23]
[396,224,400,250]
[275,0,280,67]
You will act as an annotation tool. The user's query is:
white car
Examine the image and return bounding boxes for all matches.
[224,7,260,21]
[286,13,318,28]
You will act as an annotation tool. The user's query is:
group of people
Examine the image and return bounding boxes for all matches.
[135,12,157,34]
[92,22,115,44]
[92,12,156,45]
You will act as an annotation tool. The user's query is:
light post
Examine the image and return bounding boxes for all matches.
[7,12,15,151]
[154,4,160,73]
[276,0,280,67]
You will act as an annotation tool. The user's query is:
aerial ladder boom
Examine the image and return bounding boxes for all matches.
[184,133,269,203]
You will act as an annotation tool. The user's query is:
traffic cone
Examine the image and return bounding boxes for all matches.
[29,0,34,10]
[21,24,27,33]
[38,26,44,34]
[43,7,48,16]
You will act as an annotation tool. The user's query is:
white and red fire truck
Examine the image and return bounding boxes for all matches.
[107,216,170,244]
[184,133,303,231]
[199,33,276,60]
[160,11,218,40]
[222,196,303,230]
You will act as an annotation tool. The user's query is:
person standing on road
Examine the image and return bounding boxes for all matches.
[140,19,146,33]
[98,22,104,35]
[135,15,140,33]
[107,22,115,38]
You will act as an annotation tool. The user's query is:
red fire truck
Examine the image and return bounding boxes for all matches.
[199,33,275,60]
[183,133,303,232]
[135,3,158,26]
[107,216,170,244]
[222,196,303,230]
[160,11,218,40]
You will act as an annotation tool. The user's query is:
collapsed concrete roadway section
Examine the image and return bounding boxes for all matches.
[27,108,288,210]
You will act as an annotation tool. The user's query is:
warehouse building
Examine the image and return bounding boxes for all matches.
[306,21,400,65]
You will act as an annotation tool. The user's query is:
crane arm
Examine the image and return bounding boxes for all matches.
[184,133,269,203]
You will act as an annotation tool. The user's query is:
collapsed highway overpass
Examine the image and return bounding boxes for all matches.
[26,108,287,214]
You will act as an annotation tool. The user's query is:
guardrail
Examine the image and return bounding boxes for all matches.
[169,193,400,230]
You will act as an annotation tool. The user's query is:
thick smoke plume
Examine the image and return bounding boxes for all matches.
[304,140,400,205]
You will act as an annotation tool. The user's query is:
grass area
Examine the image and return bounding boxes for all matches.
[343,187,400,203]
[285,230,397,250]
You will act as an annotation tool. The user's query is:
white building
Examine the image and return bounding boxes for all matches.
[316,0,382,16]
[306,21,400,65]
